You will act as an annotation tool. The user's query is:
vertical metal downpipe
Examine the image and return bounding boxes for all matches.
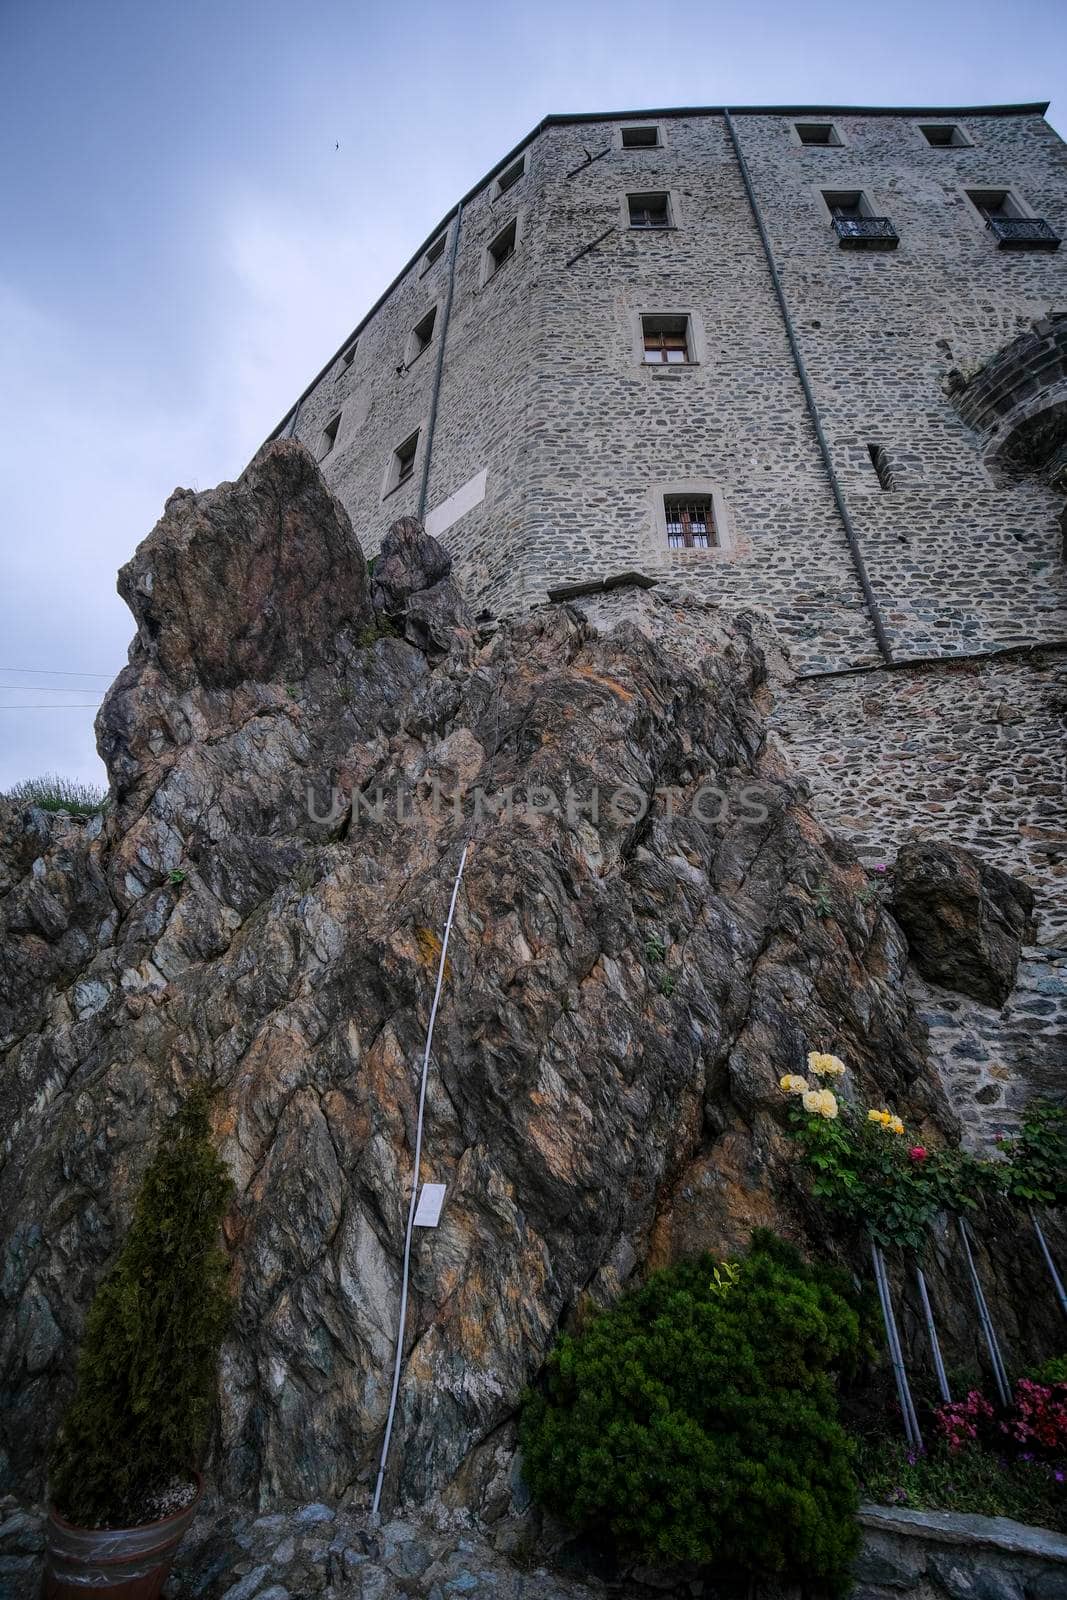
[723,110,894,665]
[417,200,464,523]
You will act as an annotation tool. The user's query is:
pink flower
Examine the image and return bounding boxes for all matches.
[908,1146,928,1162]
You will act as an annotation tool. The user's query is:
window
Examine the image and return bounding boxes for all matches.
[918,123,970,148]
[628,191,671,228]
[408,307,437,362]
[341,342,357,367]
[868,444,894,491]
[422,234,446,272]
[621,124,660,147]
[386,431,419,494]
[664,496,714,549]
[823,190,870,220]
[795,122,842,146]
[641,314,691,364]
[965,188,1026,222]
[494,156,525,197]
[317,413,340,462]
[486,218,517,278]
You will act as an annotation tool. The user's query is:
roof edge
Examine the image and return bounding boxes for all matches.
[263,100,1052,447]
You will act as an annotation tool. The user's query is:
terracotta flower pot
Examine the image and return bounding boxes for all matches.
[41,1473,203,1600]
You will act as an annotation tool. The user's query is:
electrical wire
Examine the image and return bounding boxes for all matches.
[0,685,106,694]
[0,704,101,710]
[371,840,470,1516]
[0,666,111,677]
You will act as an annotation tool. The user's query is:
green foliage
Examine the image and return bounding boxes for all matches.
[1029,1355,1067,1386]
[855,1437,1065,1534]
[813,880,833,917]
[657,971,675,997]
[356,615,401,647]
[708,1260,740,1300]
[168,868,186,886]
[3,772,108,817]
[996,1104,1067,1208]
[520,1232,862,1592]
[643,934,667,965]
[49,1090,233,1527]
[787,1105,992,1251]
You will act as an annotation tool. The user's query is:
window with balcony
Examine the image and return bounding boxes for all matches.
[822,190,899,250]
[641,314,692,364]
[628,191,672,228]
[664,495,714,549]
[965,189,1061,251]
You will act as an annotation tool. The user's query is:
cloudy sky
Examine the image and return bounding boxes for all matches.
[2,0,1063,790]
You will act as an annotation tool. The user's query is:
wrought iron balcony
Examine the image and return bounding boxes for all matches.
[985,215,1061,251]
[831,214,899,250]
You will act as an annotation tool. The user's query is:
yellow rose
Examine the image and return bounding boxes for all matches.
[867,1108,883,1124]
[780,1074,808,1094]
[823,1054,846,1078]
[802,1090,823,1114]
[890,1116,905,1135]
[807,1051,827,1076]
[817,1090,839,1120]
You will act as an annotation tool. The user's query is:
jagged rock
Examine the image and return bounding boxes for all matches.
[891,841,1035,1006]
[1,451,1055,1526]
[371,517,471,654]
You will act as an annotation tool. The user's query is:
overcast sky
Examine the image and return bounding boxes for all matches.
[2,0,1063,790]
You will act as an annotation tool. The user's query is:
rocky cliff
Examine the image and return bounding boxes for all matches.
[0,442,1056,1517]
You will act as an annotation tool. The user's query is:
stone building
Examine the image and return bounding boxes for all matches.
[270,103,1067,1137]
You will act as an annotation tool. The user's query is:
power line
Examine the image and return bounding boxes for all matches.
[0,703,101,710]
[0,684,106,694]
[0,666,112,678]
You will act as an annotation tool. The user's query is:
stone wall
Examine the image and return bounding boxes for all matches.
[855,1505,1067,1600]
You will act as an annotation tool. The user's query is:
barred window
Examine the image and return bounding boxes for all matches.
[664,495,714,549]
[642,314,691,364]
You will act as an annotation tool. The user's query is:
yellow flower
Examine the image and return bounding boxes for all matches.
[780,1074,809,1095]
[889,1115,905,1136]
[808,1051,847,1079]
[816,1089,839,1120]
[802,1090,823,1114]
[868,1108,883,1123]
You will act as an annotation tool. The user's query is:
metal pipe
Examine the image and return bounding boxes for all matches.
[723,109,893,665]
[417,201,464,524]
[957,1216,1012,1406]
[372,841,470,1515]
[1029,1206,1067,1321]
[915,1262,952,1404]
[871,1240,922,1449]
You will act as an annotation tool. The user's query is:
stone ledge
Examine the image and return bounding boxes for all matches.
[859,1504,1067,1564]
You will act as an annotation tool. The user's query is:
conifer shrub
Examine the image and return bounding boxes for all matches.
[49,1090,233,1527]
[520,1232,862,1593]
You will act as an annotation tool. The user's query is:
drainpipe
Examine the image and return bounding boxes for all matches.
[723,110,894,665]
[417,200,464,524]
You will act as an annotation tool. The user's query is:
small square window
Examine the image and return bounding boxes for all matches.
[664,495,715,550]
[628,191,671,228]
[494,156,525,197]
[317,413,341,461]
[795,122,841,146]
[919,123,969,148]
[409,307,437,361]
[341,343,357,368]
[966,188,1023,221]
[387,431,419,493]
[823,190,869,219]
[486,219,517,277]
[422,234,446,272]
[641,314,692,364]
[621,124,660,148]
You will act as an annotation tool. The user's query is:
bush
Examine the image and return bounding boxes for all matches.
[49,1090,233,1526]
[3,772,108,817]
[520,1232,862,1593]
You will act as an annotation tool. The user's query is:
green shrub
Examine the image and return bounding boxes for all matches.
[49,1090,233,1527]
[1030,1355,1067,1386]
[520,1232,862,1592]
[3,772,108,817]
[855,1437,1065,1534]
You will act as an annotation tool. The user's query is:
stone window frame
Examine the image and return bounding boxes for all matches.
[788,119,848,149]
[959,184,1039,234]
[491,152,528,202]
[339,341,358,371]
[649,479,734,556]
[405,303,441,368]
[622,189,680,231]
[617,122,666,150]
[420,231,448,276]
[813,186,884,225]
[915,121,975,150]
[381,424,425,501]
[480,212,524,287]
[629,308,707,369]
[317,411,342,463]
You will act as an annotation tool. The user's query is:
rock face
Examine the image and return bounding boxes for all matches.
[891,840,1036,1006]
[0,443,1053,1521]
